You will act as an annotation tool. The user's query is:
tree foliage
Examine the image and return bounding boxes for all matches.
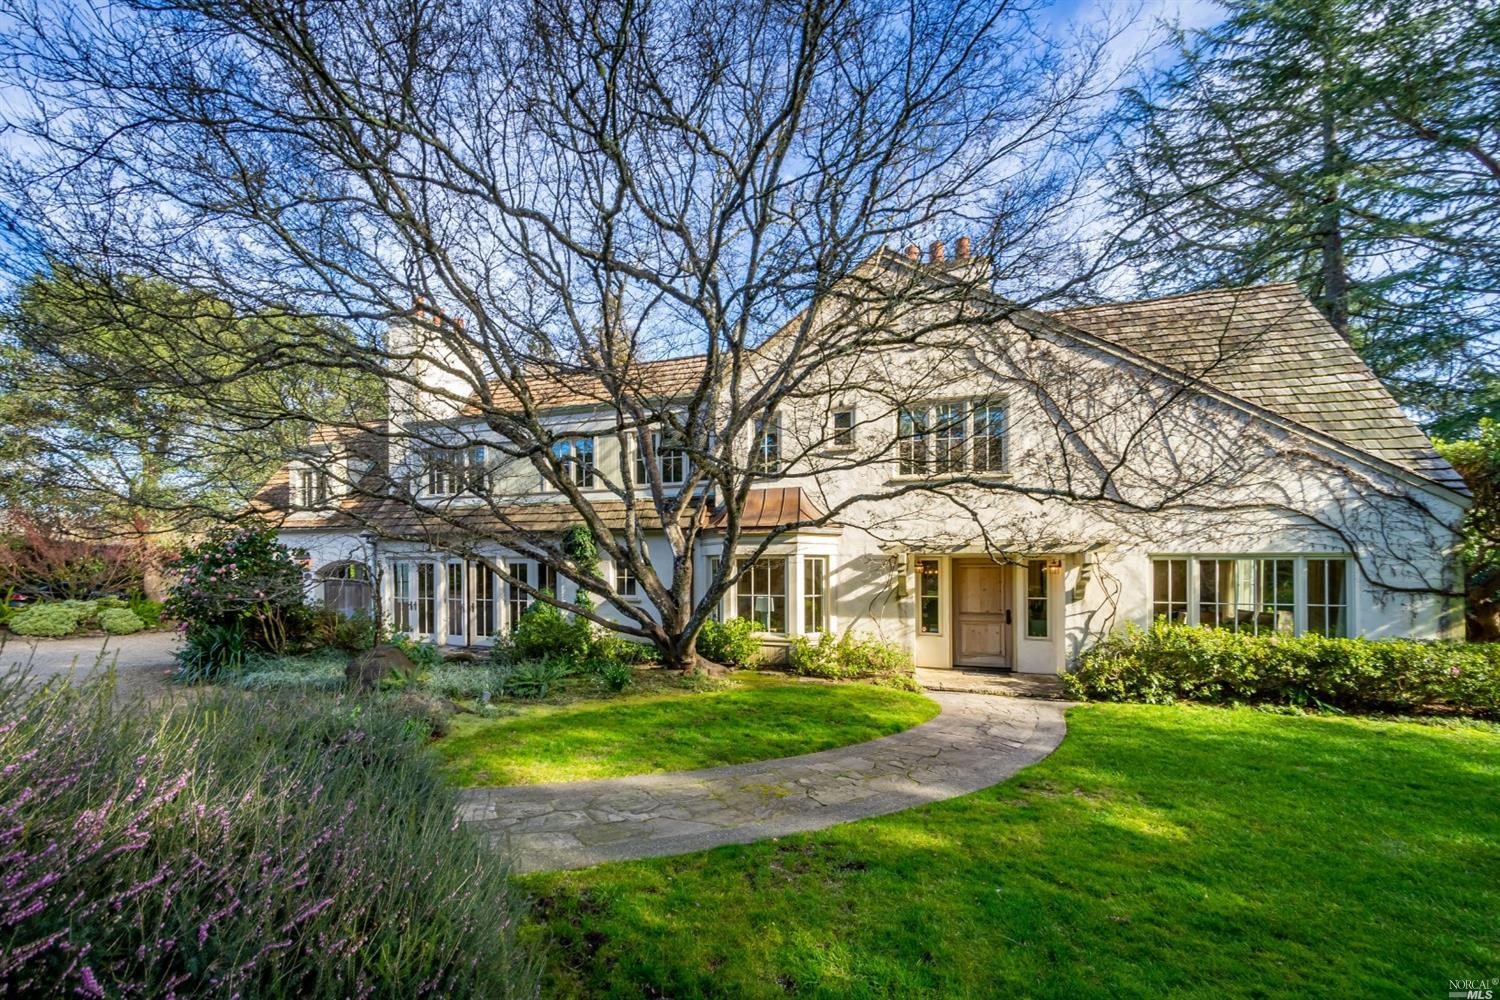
[1110,0,1500,434]
[1436,419,1500,639]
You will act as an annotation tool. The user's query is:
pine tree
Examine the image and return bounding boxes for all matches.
[1110,0,1499,434]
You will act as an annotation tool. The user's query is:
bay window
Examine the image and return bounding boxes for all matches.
[736,557,787,633]
[803,557,828,633]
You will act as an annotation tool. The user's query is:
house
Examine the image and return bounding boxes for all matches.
[258,249,1468,674]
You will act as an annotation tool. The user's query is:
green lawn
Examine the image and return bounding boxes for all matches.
[524,703,1500,998]
[434,673,938,786]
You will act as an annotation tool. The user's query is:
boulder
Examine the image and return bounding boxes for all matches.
[345,643,417,693]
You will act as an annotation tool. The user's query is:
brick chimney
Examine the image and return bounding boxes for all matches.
[930,240,945,264]
[955,236,971,260]
[905,244,920,261]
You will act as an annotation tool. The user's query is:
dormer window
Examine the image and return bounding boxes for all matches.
[423,445,492,497]
[290,464,331,509]
[635,432,688,486]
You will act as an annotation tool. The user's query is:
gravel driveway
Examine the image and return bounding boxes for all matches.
[1,630,181,699]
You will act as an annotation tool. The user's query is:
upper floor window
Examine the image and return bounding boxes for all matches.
[548,437,596,489]
[290,464,331,509]
[830,408,856,450]
[635,431,688,486]
[424,446,491,497]
[897,399,1006,476]
[754,414,781,474]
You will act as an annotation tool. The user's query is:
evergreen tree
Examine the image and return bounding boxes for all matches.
[1110,0,1499,434]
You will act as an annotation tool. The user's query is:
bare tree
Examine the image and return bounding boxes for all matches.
[0,0,1463,666]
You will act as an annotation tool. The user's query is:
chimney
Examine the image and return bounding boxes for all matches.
[955,235,971,260]
[454,316,466,333]
[930,240,945,264]
[413,294,428,324]
[904,244,920,262]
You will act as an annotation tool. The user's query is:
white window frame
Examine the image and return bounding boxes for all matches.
[615,558,640,601]
[754,414,781,474]
[829,407,856,450]
[897,398,1006,476]
[917,558,942,635]
[547,436,596,489]
[1024,559,1049,639]
[635,431,688,486]
[290,464,331,509]
[802,556,829,633]
[736,556,788,634]
[1150,555,1347,637]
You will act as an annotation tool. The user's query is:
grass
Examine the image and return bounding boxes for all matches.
[433,672,939,786]
[524,702,1500,998]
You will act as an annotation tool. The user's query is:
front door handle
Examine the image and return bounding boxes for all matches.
[1005,609,1012,625]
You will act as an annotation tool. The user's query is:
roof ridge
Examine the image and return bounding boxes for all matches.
[1049,281,1304,315]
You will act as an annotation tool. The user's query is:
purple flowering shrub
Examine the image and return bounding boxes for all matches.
[0,671,539,998]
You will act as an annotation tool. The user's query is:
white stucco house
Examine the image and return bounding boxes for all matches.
[259,252,1469,675]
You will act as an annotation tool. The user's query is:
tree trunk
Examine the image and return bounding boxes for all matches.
[1317,61,1352,341]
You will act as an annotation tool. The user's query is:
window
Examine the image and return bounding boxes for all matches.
[615,559,639,599]
[754,415,781,474]
[507,562,530,629]
[803,557,828,633]
[416,562,436,635]
[934,402,967,473]
[635,432,687,486]
[706,555,723,621]
[538,563,559,598]
[423,449,459,497]
[898,399,1006,475]
[918,559,941,634]
[1199,558,1295,634]
[1026,560,1048,638]
[1151,559,1188,623]
[972,402,1007,472]
[446,562,466,641]
[393,561,414,632]
[291,465,331,508]
[549,437,595,488]
[467,446,492,494]
[473,563,498,639]
[736,557,787,633]
[1307,558,1348,637]
[830,408,855,449]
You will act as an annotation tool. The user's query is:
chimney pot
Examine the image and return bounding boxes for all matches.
[905,244,920,261]
[930,240,945,264]
[956,236,971,259]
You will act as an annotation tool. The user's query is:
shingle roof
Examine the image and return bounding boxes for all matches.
[1049,284,1466,493]
[469,355,706,413]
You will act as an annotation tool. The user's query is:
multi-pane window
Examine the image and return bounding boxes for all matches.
[393,561,414,632]
[1151,558,1188,623]
[918,559,941,634]
[706,555,723,621]
[538,563,559,599]
[1026,560,1048,638]
[803,557,828,633]
[635,432,688,486]
[736,557,787,633]
[467,446,492,494]
[830,408,855,449]
[291,466,331,509]
[416,562,436,635]
[615,559,639,599]
[754,415,781,474]
[507,562,530,629]
[549,437,595,488]
[473,563,498,639]
[1152,556,1345,636]
[897,399,1006,475]
[1307,558,1348,637]
[423,449,460,497]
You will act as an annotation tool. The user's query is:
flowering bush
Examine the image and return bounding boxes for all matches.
[0,670,539,998]
[167,528,308,663]
[1066,621,1500,717]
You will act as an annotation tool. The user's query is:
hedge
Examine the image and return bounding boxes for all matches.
[1065,621,1500,717]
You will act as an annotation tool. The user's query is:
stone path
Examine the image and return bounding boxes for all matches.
[459,691,1068,873]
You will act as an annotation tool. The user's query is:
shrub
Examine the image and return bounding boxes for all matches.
[598,659,634,692]
[513,591,590,659]
[236,651,347,692]
[305,603,377,654]
[1065,621,1500,717]
[7,601,83,637]
[697,616,760,666]
[392,632,443,669]
[126,594,164,628]
[501,657,568,699]
[788,631,916,684]
[166,528,307,654]
[589,633,657,666]
[0,670,538,998]
[176,621,250,683]
[98,608,145,635]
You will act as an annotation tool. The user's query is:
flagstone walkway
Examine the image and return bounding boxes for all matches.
[457,690,1069,873]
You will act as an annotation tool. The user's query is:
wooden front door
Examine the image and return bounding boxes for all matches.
[954,561,1011,668]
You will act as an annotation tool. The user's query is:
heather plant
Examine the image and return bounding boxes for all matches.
[0,669,540,998]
